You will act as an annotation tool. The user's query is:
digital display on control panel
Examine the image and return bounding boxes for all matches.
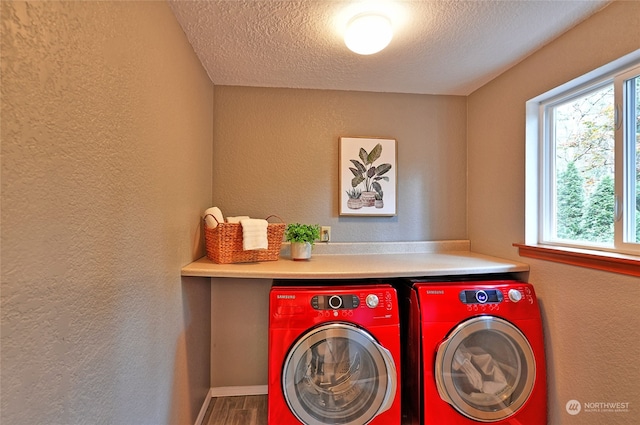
[311,295,360,310]
[459,289,503,304]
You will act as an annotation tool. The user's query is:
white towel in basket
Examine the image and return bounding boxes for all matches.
[203,207,224,228]
[227,216,250,224]
[240,218,269,250]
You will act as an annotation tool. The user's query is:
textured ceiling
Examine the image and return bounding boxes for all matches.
[168,0,610,95]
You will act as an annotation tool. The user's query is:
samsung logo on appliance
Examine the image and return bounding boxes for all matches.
[426,290,445,295]
[277,295,296,299]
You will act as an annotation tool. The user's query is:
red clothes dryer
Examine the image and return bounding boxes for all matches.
[268,282,401,425]
[402,279,546,425]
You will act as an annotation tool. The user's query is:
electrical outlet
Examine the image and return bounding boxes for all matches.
[320,226,331,242]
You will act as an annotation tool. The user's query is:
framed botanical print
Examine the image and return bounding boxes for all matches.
[340,137,397,216]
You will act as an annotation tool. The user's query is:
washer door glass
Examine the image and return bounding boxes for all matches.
[435,316,536,422]
[283,323,397,425]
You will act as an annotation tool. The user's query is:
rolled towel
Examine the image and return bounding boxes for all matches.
[204,207,224,228]
[227,216,250,224]
[240,218,269,250]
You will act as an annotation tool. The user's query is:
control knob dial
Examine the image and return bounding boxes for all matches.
[508,289,523,303]
[365,294,379,308]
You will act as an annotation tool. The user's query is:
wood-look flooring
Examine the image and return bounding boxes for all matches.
[202,395,267,425]
[201,395,411,425]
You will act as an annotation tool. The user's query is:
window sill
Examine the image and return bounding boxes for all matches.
[513,243,640,277]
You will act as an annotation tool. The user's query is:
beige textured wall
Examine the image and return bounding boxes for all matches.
[212,86,467,242]
[1,2,213,424]
[209,87,467,387]
[468,2,640,424]
[210,278,271,388]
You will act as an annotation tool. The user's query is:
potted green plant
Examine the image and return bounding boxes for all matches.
[285,223,320,260]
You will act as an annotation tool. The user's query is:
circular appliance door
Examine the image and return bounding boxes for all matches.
[435,316,536,422]
[282,322,397,425]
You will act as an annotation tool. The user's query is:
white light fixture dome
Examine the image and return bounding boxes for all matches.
[344,13,393,55]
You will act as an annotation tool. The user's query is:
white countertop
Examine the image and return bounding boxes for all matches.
[180,241,529,279]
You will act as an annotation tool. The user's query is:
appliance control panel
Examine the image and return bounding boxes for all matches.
[459,289,504,304]
[311,294,360,310]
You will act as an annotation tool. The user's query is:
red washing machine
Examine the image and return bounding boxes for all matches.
[401,279,546,425]
[268,282,401,425]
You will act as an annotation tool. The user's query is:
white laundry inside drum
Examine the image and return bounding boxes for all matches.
[449,333,522,409]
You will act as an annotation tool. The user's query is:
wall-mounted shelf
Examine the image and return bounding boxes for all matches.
[181,241,529,279]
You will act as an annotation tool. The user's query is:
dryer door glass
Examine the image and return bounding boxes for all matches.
[283,323,396,425]
[435,316,536,422]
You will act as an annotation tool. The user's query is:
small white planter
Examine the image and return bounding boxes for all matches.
[290,242,312,260]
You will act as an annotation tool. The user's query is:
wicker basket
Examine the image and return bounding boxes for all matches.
[203,215,285,264]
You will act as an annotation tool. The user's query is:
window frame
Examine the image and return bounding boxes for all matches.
[615,66,640,251]
[522,50,640,276]
[540,78,616,250]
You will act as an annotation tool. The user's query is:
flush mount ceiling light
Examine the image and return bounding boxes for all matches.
[344,13,393,55]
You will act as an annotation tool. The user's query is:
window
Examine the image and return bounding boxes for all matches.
[525,51,640,260]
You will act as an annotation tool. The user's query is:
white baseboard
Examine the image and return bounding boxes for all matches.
[195,388,215,425]
[209,385,268,397]
[195,386,269,425]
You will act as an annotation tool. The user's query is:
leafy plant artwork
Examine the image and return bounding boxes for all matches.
[346,187,363,209]
[340,137,396,216]
[346,188,362,199]
[348,143,392,199]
